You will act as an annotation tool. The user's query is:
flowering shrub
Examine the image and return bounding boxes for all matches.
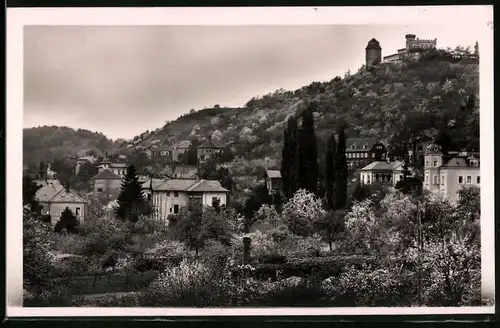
[23,209,57,295]
[254,204,281,226]
[342,199,385,255]
[321,264,416,306]
[53,234,88,255]
[144,240,189,264]
[282,189,326,236]
[417,232,481,306]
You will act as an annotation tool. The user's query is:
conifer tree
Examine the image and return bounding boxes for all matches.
[54,207,80,234]
[297,103,319,195]
[281,116,298,199]
[116,164,146,223]
[335,125,348,209]
[325,133,337,210]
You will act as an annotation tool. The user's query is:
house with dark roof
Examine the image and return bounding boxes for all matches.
[90,169,123,201]
[423,143,480,203]
[35,182,88,226]
[146,178,229,224]
[197,138,222,163]
[346,138,386,168]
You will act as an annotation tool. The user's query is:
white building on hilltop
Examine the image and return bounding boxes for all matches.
[423,143,480,204]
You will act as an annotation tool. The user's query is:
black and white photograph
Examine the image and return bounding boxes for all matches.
[6,5,494,315]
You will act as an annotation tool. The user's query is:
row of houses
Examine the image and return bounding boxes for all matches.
[142,138,223,163]
[264,141,480,205]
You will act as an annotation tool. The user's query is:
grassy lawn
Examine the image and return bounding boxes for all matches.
[53,271,158,295]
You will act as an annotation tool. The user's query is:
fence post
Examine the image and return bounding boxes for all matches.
[243,237,251,265]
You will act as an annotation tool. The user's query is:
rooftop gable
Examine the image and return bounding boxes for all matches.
[50,188,87,203]
[187,179,228,193]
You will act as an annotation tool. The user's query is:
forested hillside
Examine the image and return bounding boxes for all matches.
[132,48,479,181]
[23,126,126,169]
[24,47,479,187]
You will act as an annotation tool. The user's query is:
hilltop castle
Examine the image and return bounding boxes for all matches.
[365,34,437,66]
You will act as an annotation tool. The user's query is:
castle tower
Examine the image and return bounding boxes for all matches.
[365,38,382,66]
[405,34,416,50]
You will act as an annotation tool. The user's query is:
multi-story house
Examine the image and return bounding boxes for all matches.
[423,143,480,204]
[197,138,222,164]
[89,169,123,201]
[35,182,87,226]
[97,154,128,177]
[346,138,386,168]
[143,178,229,224]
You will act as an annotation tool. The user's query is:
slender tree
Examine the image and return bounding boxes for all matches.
[280,116,299,199]
[297,103,319,195]
[115,165,146,223]
[325,133,337,210]
[335,124,348,209]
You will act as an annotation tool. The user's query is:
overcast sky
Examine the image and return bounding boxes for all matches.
[24,24,482,140]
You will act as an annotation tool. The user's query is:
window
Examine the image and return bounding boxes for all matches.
[173,204,179,214]
[441,175,444,185]
[75,207,80,216]
[97,187,103,192]
[367,175,371,184]
[169,207,172,213]
[467,176,471,184]
[433,159,438,167]
[433,175,438,185]
[212,196,219,205]
[477,176,480,184]
[426,159,430,166]
[174,191,179,197]
[399,175,403,181]
[458,176,463,184]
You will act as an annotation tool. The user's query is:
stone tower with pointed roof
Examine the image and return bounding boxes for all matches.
[365,38,382,67]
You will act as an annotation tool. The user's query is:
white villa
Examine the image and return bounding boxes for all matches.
[423,143,480,204]
[359,160,411,186]
[141,178,229,224]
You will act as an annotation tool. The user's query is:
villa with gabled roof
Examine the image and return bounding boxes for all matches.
[142,178,229,224]
[35,182,88,225]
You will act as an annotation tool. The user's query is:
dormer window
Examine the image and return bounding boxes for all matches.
[351,145,356,150]
[362,144,367,149]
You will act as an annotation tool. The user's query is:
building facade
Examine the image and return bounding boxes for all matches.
[142,178,229,224]
[423,143,480,204]
[383,34,437,63]
[197,138,222,163]
[97,154,127,177]
[90,169,123,201]
[359,160,408,186]
[264,170,282,194]
[346,138,387,168]
[35,182,87,226]
[172,140,191,163]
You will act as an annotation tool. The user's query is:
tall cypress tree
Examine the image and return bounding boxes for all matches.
[297,103,319,195]
[335,125,348,209]
[325,133,337,211]
[116,164,146,223]
[281,116,298,199]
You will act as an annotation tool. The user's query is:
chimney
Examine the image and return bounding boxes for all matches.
[65,182,70,192]
[243,237,251,265]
